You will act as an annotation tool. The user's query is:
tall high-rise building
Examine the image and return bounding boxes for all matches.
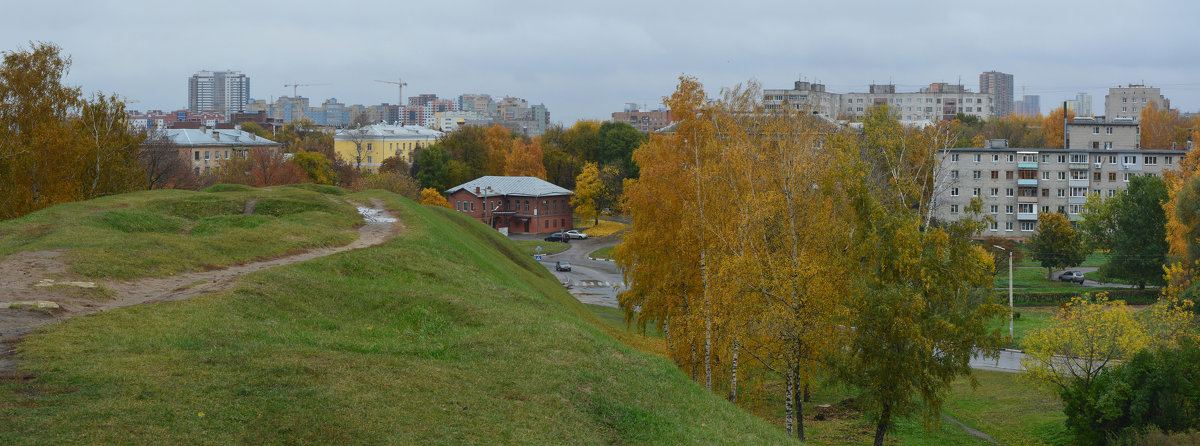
[188,70,250,118]
[1013,95,1040,116]
[979,71,1014,117]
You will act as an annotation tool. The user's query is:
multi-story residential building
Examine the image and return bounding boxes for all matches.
[1013,95,1040,116]
[764,80,994,122]
[431,111,491,132]
[1105,84,1169,121]
[1066,117,1139,151]
[979,71,1014,117]
[332,124,442,171]
[446,176,574,234]
[841,83,994,121]
[612,103,675,133]
[160,127,281,176]
[931,139,1186,237]
[763,81,840,117]
[188,70,250,118]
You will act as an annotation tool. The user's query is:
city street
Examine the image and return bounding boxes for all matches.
[510,233,625,308]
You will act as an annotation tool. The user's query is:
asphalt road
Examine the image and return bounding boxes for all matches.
[509,231,1038,373]
[511,233,625,308]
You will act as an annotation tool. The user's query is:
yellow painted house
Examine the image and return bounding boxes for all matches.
[333,124,443,171]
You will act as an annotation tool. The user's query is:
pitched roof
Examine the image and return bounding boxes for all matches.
[445,176,572,197]
[162,128,280,147]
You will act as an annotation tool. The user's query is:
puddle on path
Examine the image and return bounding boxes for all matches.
[358,206,397,223]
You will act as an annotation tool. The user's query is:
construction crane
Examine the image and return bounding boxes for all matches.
[283,83,330,98]
[375,78,408,106]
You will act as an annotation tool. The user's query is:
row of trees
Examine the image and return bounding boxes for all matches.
[1017,114,1200,443]
[0,42,436,222]
[615,77,1006,444]
[953,103,1198,151]
[0,43,146,219]
[408,120,644,207]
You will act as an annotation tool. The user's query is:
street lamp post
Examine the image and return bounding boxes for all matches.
[993,245,1014,341]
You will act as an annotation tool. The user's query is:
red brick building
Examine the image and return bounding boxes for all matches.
[446,176,574,234]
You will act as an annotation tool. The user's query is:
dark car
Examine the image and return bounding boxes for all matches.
[1059,271,1085,284]
[544,232,570,243]
[555,261,571,272]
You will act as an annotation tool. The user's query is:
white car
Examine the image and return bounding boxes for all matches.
[564,230,588,240]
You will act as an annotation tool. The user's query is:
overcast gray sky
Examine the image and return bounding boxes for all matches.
[3,0,1198,124]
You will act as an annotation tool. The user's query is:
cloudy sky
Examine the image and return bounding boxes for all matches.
[3,0,1197,124]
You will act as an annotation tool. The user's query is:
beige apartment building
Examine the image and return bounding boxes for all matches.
[1066,117,1140,151]
[932,139,1186,238]
[1104,84,1169,121]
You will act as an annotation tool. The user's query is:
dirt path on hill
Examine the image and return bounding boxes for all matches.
[0,198,402,377]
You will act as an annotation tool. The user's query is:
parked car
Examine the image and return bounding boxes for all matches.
[1059,271,1085,284]
[564,230,588,240]
[555,261,572,272]
[544,232,570,243]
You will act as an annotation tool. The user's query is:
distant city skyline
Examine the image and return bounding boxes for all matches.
[3,1,1198,124]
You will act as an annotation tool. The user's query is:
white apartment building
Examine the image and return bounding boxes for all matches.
[764,81,995,122]
[188,70,250,118]
[931,139,1185,237]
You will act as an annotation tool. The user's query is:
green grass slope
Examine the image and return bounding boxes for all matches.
[0,185,361,280]
[0,189,792,444]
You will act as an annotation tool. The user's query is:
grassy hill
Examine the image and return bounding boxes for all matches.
[0,187,793,444]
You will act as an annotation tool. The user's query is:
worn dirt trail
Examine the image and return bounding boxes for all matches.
[0,198,402,376]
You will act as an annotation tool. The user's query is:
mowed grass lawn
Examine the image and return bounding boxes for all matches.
[512,240,569,256]
[0,190,793,444]
[589,245,615,260]
[986,306,1058,349]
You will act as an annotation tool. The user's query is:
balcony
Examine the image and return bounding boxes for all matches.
[1069,162,1091,169]
[1018,162,1038,169]
[1068,179,1090,188]
[1069,214,1083,222]
[1017,212,1039,221]
[1017,178,1038,186]
[1017,196,1038,203]
[1068,196,1087,205]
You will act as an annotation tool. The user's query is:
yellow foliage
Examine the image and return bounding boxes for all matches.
[1021,294,1150,392]
[418,188,451,208]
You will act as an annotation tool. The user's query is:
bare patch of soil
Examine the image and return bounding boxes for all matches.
[0,198,403,375]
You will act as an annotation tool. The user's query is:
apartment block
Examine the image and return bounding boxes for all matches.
[1013,95,1040,116]
[979,71,1014,117]
[1104,84,1169,121]
[764,79,994,122]
[932,139,1184,237]
[1066,117,1139,151]
[612,104,674,133]
[188,70,250,118]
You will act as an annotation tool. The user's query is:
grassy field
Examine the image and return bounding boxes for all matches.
[942,370,1070,445]
[0,190,793,444]
[1014,249,1109,268]
[585,303,662,339]
[589,245,615,260]
[576,219,628,237]
[0,184,361,280]
[512,240,569,256]
[986,306,1058,349]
